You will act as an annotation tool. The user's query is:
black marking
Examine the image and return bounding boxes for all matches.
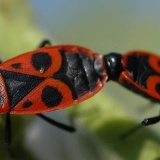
[0,91,5,106]
[0,70,44,82]
[65,53,89,96]
[79,53,98,90]
[55,50,89,96]
[158,61,160,67]
[55,49,103,97]
[23,100,33,108]
[0,70,44,108]
[126,54,159,88]
[122,79,159,102]
[156,83,160,95]
[11,63,21,69]
[55,49,68,74]
[53,74,78,100]
[41,86,63,107]
[126,54,139,81]
[31,52,52,72]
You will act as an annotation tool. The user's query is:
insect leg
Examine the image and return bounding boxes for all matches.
[120,124,143,139]
[5,113,11,145]
[121,115,160,139]
[36,114,76,132]
[141,115,160,126]
[37,39,52,48]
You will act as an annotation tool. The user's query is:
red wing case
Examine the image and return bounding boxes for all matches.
[0,45,107,114]
[120,51,160,101]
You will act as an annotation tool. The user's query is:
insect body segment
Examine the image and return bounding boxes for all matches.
[121,51,160,102]
[103,51,160,102]
[0,45,107,114]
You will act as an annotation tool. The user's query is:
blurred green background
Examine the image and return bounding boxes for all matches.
[0,0,160,160]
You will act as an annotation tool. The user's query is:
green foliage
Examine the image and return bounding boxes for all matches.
[0,0,42,60]
[69,92,160,160]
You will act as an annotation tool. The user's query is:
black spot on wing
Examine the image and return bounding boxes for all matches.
[31,52,52,72]
[41,86,63,107]
[23,100,33,108]
[11,63,22,69]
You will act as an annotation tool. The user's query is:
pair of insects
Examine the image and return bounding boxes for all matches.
[0,40,160,144]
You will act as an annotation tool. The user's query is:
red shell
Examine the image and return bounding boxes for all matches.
[119,51,160,101]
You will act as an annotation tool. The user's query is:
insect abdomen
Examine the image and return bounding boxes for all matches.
[55,49,105,98]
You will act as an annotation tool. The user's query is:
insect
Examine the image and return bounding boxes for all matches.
[0,40,160,144]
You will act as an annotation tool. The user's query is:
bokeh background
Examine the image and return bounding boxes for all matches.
[0,0,160,160]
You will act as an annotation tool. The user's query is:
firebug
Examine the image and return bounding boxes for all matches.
[0,40,159,144]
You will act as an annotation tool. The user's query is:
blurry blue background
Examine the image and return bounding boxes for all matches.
[29,0,160,53]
